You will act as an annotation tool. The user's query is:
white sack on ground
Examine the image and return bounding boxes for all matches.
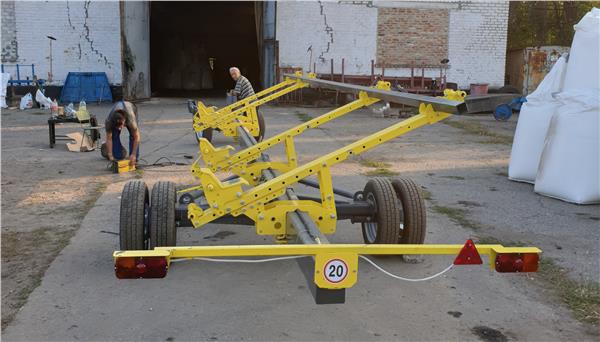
[0,72,9,109]
[35,89,52,109]
[563,8,600,90]
[508,56,568,183]
[19,93,33,110]
[534,90,600,204]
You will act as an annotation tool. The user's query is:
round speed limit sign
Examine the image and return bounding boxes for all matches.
[323,259,348,283]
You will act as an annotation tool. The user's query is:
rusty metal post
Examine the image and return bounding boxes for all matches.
[371,59,375,84]
[421,62,425,89]
[330,58,333,81]
[410,63,415,89]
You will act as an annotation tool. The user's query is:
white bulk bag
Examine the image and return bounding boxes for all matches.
[563,8,600,91]
[534,90,600,204]
[0,72,9,108]
[508,56,568,183]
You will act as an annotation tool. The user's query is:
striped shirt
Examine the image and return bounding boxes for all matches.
[233,75,255,100]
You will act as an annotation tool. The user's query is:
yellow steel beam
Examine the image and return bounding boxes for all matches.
[220,79,296,112]
[193,81,308,133]
[114,243,542,288]
[192,72,314,137]
[115,243,541,258]
[197,82,389,175]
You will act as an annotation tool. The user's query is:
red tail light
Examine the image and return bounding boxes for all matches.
[495,253,539,273]
[115,256,168,279]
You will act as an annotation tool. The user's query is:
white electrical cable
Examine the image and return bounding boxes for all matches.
[359,255,454,282]
[170,255,454,282]
[170,255,307,264]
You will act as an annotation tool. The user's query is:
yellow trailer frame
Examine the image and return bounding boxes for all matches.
[115,75,541,302]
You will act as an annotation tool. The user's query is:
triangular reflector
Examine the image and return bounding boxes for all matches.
[453,239,483,265]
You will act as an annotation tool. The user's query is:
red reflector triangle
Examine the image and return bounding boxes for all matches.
[453,239,483,265]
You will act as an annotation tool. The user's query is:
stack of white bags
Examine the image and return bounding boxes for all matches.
[508,8,600,204]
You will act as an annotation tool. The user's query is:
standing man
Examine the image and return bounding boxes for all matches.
[104,101,140,167]
[229,67,255,100]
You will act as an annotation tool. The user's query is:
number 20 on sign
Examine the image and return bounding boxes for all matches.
[314,253,358,289]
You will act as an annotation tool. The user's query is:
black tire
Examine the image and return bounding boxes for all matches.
[119,180,149,250]
[361,178,401,244]
[195,128,213,144]
[149,181,177,248]
[391,178,427,244]
[254,111,266,142]
[101,142,127,160]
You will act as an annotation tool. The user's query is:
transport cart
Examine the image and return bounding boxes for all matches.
[114,75,541,304]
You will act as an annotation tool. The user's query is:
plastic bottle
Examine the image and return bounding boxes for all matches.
[79,99,87,113]
[51,99,58,116]
[78,99,89,120]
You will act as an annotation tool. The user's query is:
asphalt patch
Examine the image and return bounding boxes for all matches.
[471,326,508,342]
[447,311,462,318]
[203,231,236,241]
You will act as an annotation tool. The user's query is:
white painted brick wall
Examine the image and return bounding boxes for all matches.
[277,1,509,88]
[447,1,509,87]
[276,1,378,76]
[11,1,122,85]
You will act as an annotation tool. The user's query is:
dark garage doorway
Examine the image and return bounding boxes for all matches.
[150,1,261,97]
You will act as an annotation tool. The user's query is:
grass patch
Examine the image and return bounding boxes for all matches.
[432,205,479,230]
[440,175,465,180]
[538,258,600,325]
[421,189,433,201]
[364,168,399,177]
[476,235,600,326]
[1,182,107,329]
[360,158,398,177]
[360,159,391,169]
[443,119,513,145]
[495,170,509,177]
[295,112,312,122]
[475,236,526,247]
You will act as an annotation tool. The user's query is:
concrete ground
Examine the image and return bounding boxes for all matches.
[1,97,598,341]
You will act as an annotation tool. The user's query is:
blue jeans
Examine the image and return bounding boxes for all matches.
[112,128,139,160]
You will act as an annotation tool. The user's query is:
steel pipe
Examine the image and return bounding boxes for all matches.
[284,74,467,114]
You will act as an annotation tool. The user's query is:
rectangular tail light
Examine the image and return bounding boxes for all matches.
[495,253,539,273]
[115,256,168,279]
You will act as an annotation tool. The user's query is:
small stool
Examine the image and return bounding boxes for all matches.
[80,124,103,151]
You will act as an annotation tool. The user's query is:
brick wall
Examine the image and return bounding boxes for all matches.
[277,1,510,88]
[1,0,18,62]
[376,8,448,66]
[4,1,122,85]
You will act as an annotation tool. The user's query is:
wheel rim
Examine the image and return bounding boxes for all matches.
[364,192,378,243]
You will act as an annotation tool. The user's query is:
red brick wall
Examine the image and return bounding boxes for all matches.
[376,8,449,66]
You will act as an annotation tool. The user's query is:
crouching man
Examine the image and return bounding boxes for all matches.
[105,101,140,167]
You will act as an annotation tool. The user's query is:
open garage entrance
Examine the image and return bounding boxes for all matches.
[149,1,261,97]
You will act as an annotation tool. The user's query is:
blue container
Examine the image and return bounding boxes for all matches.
[59,72,112,103]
